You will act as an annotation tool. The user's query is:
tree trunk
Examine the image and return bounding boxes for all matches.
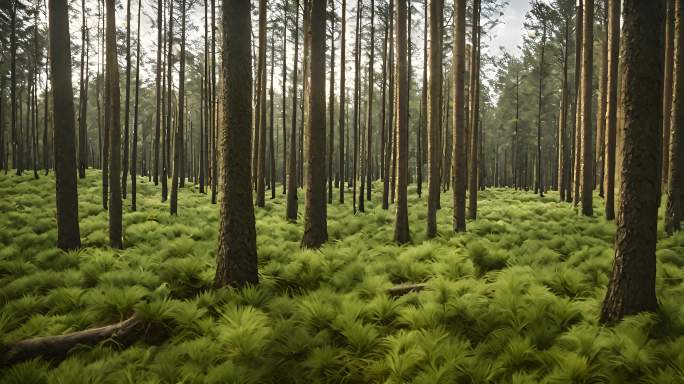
[11,0,21,175]
[600,0,663,324]
[282,2,288,195]
[170,0,186,215]
[452,0,466,232]
[256,0,267,207]
[366,0,374,203]
[131,0,141,211]
[665,0,683,234]
[663,0,675,200]
[596,9,608,198]
[580,0,594,216]
[382,0,394,210]
[162,0,172,203]
[106,0,123,249]
[49,0,81,251]
[78,0,88,179]
[301,0,328,249]
[604,0,620,220]
[393,0,409,243]
[328,0,335,204]
[270,36,276,200]
[426,0,441,238]
[352,0,361,214]
[122,0,131,199]
[286,0,300,221]
[573,0,583,206]
[338,0,346,204]
[468,0,481,218]
[559,16,570,202]
[214,0,258,288]
[154,0,162,187]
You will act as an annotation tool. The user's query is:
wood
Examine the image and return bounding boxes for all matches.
[1,315,143,366]
[388,283,428,297]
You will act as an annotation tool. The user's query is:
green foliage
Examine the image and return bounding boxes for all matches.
[0,172,683,382]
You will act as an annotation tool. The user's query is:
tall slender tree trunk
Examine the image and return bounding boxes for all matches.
[270,36,276,200]
[282,1,288,195]
[162,0,172,203]
[573,0,583,206]
[382,0,394,210]
[211,0,218,204]
[452,0,466,232]
[426,0,442,238]
[665,0,683,234]
[338,0,346,204]
[256,0,267,207]
[393,0,410,243]
[580,0,594,216]
[663,0,675,200]
[559,16,570,202]
[154,0,162,186]
[301,0,328,248]
[122,0,131,199]
[468,0,481,218]
[600,0,663,325]
[105,0,123,249]
[328,0,335,204]
[170,0,186,215]
[604,0,620,220]
[49,0,81,251]
[78,0,88,179]
[417,0,427,199]
[131,0,141,211]
[352,0,361,214]
[286,0,300,221]
[366,0,374,203]
[596,9,608,197]
[215,0,258,288]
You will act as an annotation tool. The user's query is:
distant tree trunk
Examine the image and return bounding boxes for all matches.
[338,0,346,204]
[382,0,394,210]
[573,0,583,206]
[122,0,131,199]
[328,0,335,204]
[215,0,258,288]
[301,0,328,248]
[394,0,409,243]
[282,2,288,195]
[163,0,172,203]
[580,0,594,216]
[452,0,466,232]
[78,0,88,179]
[170,0,186,215]
[131,0,141,211]
[255,0,267,207]
[366,0,374,203]
[559,16,570,202]
[270,35,276,200]
[426,0,441,238]
[211,0,218,205]
[468,0,481,218]
[154,0,162,187]
[604,0,619,220]
[106,0,123,249]
[380,10,388,184]
[600,0,663,325]
[352,0,361,214]
[513,71,519,189]
[665,0,683,234]
[199,0,208,194]
[11,0,21,176]
[596,9,608,198]
[663,0,675,200]
[418,0,427,199]
[286,0,300,221]
[49,0,81,251]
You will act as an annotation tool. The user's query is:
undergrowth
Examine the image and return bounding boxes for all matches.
[0,171,683,383]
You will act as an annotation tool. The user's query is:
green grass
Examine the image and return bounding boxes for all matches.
[0,170,683,383]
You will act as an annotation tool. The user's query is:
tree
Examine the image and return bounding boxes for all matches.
[170,0,187,215]
[393,0,409,243]
[154,0,162,187]
[301,0,328,248]
[382,0,394,210]
[286,0,300,221]
[328,0,335,204]
[338,0,346,204]
[214,0,258,288]
[352,0,361,214]
[78,0,88,179]
[255,0,267,207]
[426,0,441,238]
[663,0,675,198]
[49,0,81,251]
[131,0,142,211]
[452,0,466,232]
[122,0,132,198]
[365,0,374,203]
[468,0,482,216]
[106,0,123,249]
[665,0,683,234]
[572,0,582,206]
[600,0,664,325]
[604,0,619,220]
[579,0,593,216]
[162,0,172,203]
[556,0,573,202]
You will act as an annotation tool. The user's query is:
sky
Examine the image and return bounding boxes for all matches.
[487,0,532,57]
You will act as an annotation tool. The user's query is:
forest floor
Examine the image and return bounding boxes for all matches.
[0,171,683,383]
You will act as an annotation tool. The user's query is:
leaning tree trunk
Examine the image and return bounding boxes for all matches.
[106,0,123,249]
[214,0,258,288]
[49,0,81,251]
[600,0,664,325]
[301,0,328,249]
[452,0,467,232]
[665,0,684,235]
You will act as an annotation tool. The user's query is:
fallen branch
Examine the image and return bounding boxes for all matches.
[387,283,428,297]
[1,314,145,366]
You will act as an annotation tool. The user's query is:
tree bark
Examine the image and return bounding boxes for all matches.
[338,0,346,204]
[78,0,88,179]
[366,0,374,203]
[382,0,394,210]
[122,0,132,199]
[286,0,300,221]
[106,0,123,249]
[393,0,409,243]
[573,0,583,206]
[301,0,328,249]
[580,0,594,216]
[131,0,141,211]
[170,0,186,215]
[154,0,163,187]
[468,0,481,217]
[604,0,620,220]
[426,0,441,238]
[256,0,267,207]
[663,0,675,200]
[215,0,258,288]
[452,0,466,232]
[328,0,335,204]
[596,8,608,198]
[600,0,663,325]
[49,0,81,251]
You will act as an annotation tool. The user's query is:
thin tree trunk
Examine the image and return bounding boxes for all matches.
[393,0,409,243]
[596,9,608,197]
[580,0,594,216]
[352,0,361,214]
[573,0,583,206]
[426,0,441,238]
[131,0,141,211]
[338,0,346,204]
[122,0,131,199]
[286,0,300,221]
[383,0,394,210]
[366,0,374,203]
[452,0,466,232]
[468,0,481,218]
[256,0,267,207]
[106,0,123,249]
[270,35,276,200]
[170,0,186,215]
[282,0,288,195]
[328,0,335,204]
[604,0,620,220]
[154,0,162,186]
[663,0,675,200]
[665,0,683,234]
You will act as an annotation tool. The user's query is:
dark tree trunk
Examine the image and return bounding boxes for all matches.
[394,0,409,243]
[382,0,394,210]
[452,0,466,232]
[11,0,21,175]
[49,0,81,251]
[131,0,141,211]
[256,0,267,207]
[580,0,594,216]
[468,0,481,218]
[162,0,172,203]
[270,35,276,200]
[426,0,441,238]
[663,0,675,200]
[122,0,131,199]
[170,0,186,215]
[106,0,123,249]
[282,1,288,195]
[301,0,328,248]
[353,0,361,214]
[573,0,583,206]
[154,0,162,187]
[559,16,570,202]
[600,0,663,325]
[78,0,88,179]
[328,0,335,204]
[604,0,620,220]
[338,0,346,204]
[665,0,683,234]
[286,0,300,221]
[366,0,374,203]
[596,9,608,198]
[214,0,258,288]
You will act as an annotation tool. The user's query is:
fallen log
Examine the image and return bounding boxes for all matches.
[387,283,428,297]
[1,314,144,367]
